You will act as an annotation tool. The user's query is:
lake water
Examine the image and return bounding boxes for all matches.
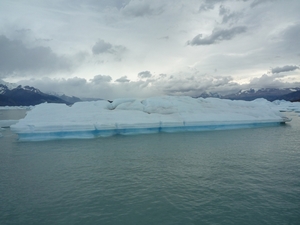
[1,109,300,225]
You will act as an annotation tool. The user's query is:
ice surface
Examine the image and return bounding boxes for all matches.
[11,96,293,141]
[272,100,300,114]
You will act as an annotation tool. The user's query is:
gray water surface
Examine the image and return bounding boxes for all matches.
[0,111,300,225]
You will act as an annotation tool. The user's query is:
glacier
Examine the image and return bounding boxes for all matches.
[10,96,292,141]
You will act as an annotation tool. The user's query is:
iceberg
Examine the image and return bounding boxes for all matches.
[11,96,290,141]
[272,100,300,115]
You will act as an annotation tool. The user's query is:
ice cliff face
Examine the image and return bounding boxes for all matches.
[10,96,290,141]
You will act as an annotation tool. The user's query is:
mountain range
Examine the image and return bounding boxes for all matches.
[223,88,300,101]
[199,88,300,102]
[0,84,72,106]
[1,81,300,106]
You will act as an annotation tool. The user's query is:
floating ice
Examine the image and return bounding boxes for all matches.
[272,100,300,115]
[11,96,291,141]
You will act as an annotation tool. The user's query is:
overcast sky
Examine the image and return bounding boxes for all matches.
[1,0,300,99]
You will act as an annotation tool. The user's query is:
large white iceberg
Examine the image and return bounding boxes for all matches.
[11,96,290,141]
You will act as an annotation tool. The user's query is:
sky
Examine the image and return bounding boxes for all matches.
[0,0,300,99]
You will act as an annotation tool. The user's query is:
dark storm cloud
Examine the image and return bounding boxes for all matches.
[187,26,247,46]
[115,76,130,83]
[0,35,71,76]
[90,74,112,83]
[138,71,152,78]
[271,65,299,74]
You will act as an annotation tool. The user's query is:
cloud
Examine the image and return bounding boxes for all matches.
[65,77,87,86]
[90,74,112,83]
[282,23,300,51]
[187,26,247,46]
[115,76,130,82]
[92,39,127,60]
[0,35,72,77]
[271,65,299,74]
[138,71,152,78]
[2,0,300,98]
[88,0,131,10]
[219,5,242,24]
[219,4,230,16]
[16,68,300,101]
[160,75,238,96]
[92,39,113,54]
[15,28,31,34]
[199,0,226,11]
[250,0,274,8]
[159,36,169,40]
[17,73,237,99]
[122,0,164,17]
[247,73,287,89]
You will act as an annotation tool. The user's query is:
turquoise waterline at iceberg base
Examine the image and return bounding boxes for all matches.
[16,120,287,141]
[10,96,295,141]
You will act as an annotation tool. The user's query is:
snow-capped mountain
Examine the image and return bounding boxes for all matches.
[55,94,82,104]
[0,79,17,91]
[198,88,300,102]
[197,92,222,99]
[0,84,71,106]
[0,84,8,95]
[44,91,82,104]
[223,88,300,101]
